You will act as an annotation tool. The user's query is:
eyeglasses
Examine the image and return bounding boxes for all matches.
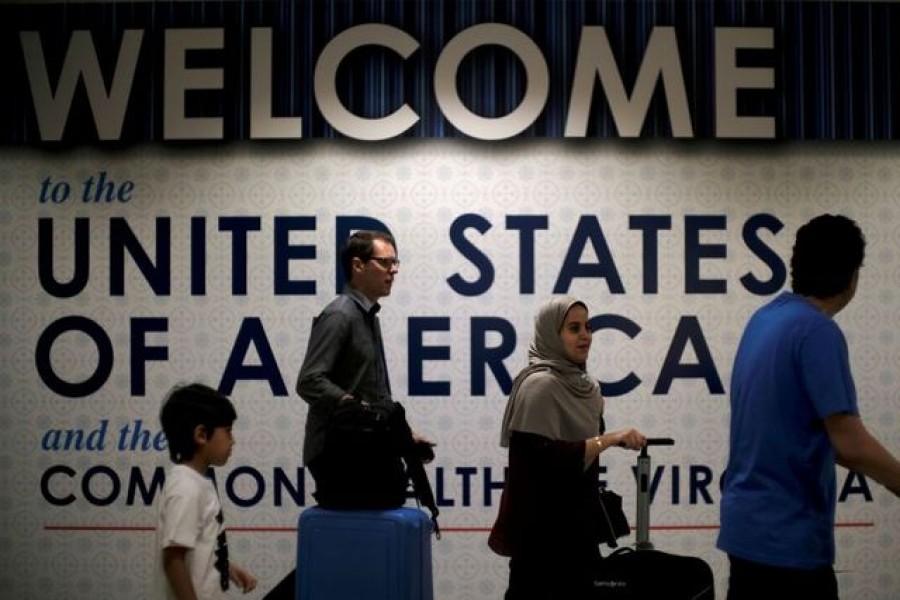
[366,256,401,269]
[214,509,230,591]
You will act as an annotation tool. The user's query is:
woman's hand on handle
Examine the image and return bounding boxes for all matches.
[607,428,647,451]
[586,427,647,465]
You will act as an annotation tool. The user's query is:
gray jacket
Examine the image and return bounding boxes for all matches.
[296,289,391,464]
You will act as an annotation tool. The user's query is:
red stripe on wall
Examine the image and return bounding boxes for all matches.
[44,522,876,533]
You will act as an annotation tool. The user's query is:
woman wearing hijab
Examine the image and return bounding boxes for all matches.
[490,296,647,600]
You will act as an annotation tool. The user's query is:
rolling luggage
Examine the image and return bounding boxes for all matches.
[593,438,715,599]
[296,506,434,600]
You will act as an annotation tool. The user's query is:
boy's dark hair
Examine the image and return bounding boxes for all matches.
[790,214,865,298]
[160,383,237,463]
[340,230,396,283]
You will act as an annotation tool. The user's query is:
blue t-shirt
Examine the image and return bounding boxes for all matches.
[717,292,859,569]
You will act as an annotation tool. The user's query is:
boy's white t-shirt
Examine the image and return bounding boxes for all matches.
[155,464,228,600]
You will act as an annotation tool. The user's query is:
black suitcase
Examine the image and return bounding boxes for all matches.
[593,438,715,599]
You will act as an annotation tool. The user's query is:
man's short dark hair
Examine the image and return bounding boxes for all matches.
[340,230,396,283]
[790,214,865,298]
[160,383,237,463]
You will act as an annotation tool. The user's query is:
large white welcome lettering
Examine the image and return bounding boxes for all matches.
[19,24,776,141]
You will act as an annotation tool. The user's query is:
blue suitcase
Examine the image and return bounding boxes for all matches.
[296,506,434,600]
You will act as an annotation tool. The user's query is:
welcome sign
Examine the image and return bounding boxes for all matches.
[2,2,900,600]
[3,0,900,142]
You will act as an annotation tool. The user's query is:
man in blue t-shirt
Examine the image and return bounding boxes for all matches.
[718,214,900,599]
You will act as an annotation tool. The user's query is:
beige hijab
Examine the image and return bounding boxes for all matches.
[499,296,604,447]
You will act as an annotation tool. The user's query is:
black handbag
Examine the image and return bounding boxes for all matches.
[317,400,441,535]
[318,400,408,509]
[596,488,630,548]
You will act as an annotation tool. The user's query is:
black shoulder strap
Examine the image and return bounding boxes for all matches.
[405,446,441,539]
[389,403,441,538]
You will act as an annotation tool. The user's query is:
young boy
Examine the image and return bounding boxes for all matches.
[155,383,257,599]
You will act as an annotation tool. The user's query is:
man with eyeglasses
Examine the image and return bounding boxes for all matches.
[297,230,426,503]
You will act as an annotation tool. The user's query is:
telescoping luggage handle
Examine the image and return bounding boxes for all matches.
[635,437,674,550]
